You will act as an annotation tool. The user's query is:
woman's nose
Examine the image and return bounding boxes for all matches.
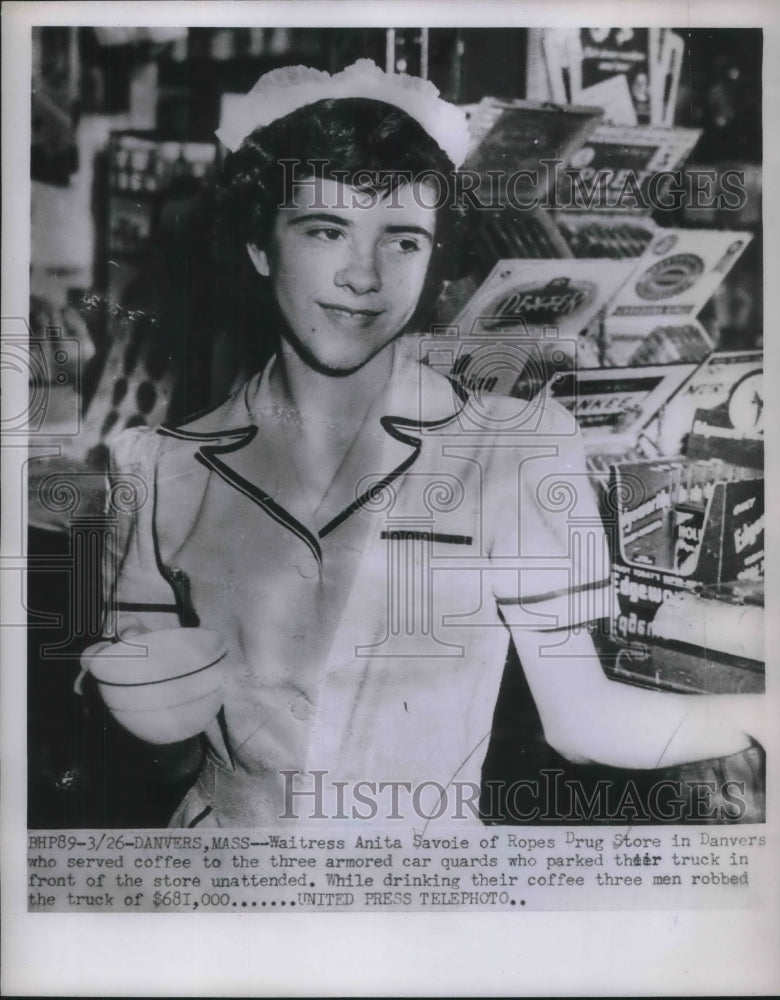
[334,246,381,294]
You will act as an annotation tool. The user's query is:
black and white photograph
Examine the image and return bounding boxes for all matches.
[3,1,779,996]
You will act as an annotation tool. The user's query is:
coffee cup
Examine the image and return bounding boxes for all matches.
[81,628,228,744]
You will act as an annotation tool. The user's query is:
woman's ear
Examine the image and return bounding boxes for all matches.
[246,243,270,277]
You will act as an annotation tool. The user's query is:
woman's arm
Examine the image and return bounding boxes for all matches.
[485,400,765,771]
[509,624,766,769]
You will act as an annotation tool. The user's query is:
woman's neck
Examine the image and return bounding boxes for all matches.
[265,340,396,511]
[271,340,395,436]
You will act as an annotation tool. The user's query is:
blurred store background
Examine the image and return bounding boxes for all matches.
[31,27,762,435]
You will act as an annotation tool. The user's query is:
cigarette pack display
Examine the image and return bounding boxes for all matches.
[541,29,685,127]
[615,459,684,566]
[658,350,763,460]
[601,316,714,369]
[554,211,658,258]
[672,503,706,576]
[627,321,713,366]
[471,205,572,279]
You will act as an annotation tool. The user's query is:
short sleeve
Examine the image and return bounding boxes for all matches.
[100,427,181,638]
[486,403,615,632]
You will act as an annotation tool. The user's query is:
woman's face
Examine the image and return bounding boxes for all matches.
[247,175,438,374]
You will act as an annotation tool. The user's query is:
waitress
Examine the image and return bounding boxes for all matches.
[83,60,765,828]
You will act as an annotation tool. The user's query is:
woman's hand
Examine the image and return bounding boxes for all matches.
[510,625,766,770]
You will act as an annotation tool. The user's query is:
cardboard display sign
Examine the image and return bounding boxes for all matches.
[443,258,638,390]
[655,351,763,455]
[463,98,604,201]
[453,258,636,339]
[543,28,685,127]
[605,227,752,324]
[542,362,699,453]
[560,123,702,212]
[572,28,655,124]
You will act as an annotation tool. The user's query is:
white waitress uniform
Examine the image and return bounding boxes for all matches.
[95,336,613,828]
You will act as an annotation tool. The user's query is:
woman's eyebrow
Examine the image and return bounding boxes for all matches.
[286,211,351,227]
[384,224,434,241]
[285,213,434,242]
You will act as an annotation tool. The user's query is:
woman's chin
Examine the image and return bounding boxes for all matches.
[286,337,396,378]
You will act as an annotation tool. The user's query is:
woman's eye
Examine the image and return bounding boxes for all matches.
[389,237,422,253]
[308,227,345,242]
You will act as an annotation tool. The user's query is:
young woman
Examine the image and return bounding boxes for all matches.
[83,61,765,828]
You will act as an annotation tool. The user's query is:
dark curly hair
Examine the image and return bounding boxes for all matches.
[217,97,467,284]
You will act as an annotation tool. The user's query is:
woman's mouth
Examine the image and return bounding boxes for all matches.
[318,302,384,327]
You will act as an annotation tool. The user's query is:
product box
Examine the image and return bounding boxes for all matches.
[605,583,764,694]
[608,457,764,643]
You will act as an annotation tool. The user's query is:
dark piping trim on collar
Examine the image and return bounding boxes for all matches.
[157,425,253,442]
[318,381,469,540]
[160,376,468,559]
[194,427,323,568]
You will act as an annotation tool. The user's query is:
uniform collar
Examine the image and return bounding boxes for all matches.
[160,337,468,556]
